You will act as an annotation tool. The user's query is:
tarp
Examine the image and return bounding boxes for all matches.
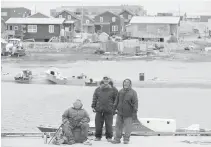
[105,40,118,52]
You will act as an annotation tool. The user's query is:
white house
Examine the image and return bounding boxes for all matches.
[126,16,180,42]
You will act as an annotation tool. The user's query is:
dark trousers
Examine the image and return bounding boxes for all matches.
[62,122,89,141]
[95,112,113,139]
[114,114,133,141]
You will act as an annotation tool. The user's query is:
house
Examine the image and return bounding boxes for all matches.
[186,15,200,22]
[119,9,135,25]
[126,16,180,42]
[5,18,65,42]
[200,15,211,22]
[94,11,125,35]
[1,7,31,21]
[28,12,50,18]
[54,10,80,32]
[50,5,146,17]
[80,15,95,33]
[157,13,173,16]
[209,19,211,36]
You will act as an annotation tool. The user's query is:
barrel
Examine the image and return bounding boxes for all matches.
[139,73,145,81]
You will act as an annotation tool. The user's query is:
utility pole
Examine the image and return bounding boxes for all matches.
[177,4,180,42]
[81,4,83,38]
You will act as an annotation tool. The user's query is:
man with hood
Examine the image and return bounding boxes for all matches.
[111,79,138,144]
[91,76,118,142]
[61,99,91,145]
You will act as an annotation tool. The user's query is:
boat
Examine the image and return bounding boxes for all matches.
[85,78,98,86]
[37,118,182,136]
[14,70,33,84]
[45,68,67,85]
[68,73,89,85]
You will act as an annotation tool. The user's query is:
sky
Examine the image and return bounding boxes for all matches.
[1,0,211,16]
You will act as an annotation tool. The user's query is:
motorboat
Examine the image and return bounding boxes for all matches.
[14,70,33,83]
[45,68,67,85]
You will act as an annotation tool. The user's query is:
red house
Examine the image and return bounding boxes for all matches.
[94,11,124,36]
[6,18,65,42]
[119,9,135,25]
[28,12,50,18]
[54,10,80,32]
[1,7,31,21]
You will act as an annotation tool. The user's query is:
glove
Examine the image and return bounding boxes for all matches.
[77,121,83,127]
[92,108,96,112]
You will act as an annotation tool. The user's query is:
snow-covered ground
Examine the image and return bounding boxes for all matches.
[2,83,211,133]
[2,136,211,147]
[1,60,211,134]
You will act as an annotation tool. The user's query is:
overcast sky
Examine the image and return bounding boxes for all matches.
[1,0,211,16]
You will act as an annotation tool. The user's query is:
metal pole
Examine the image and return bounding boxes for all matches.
[81,3,83,38]
[48,124,63,144]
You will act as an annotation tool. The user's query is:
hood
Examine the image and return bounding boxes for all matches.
[123,78,132,90]
[100,81,112,89]
[73,99,83,109]
[109,80,114,87]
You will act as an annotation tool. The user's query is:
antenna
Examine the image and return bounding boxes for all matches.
[35,5,36,14]
[178,4,180,17]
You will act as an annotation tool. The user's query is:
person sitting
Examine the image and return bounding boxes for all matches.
[54,99,91,145]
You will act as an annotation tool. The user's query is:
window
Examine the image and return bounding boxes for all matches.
[65,27,69,31]
[100,17,103,22]
[128,15,132,19]
[86,20,90,24]
[112,25,118,32]
[59,15,62,18]
[49,25,54,33]
[120,15,123,18]
[27,25,37,33]
[68,15,71,19]
[14,26,18,30]
[1,12,7,16]
[112,17,116,22]
[9,26,13,30]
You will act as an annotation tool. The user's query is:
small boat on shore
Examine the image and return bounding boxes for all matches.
[37,118,186,136]
[45,68,67,85]
[68,73,89,85]
[14,70,33,84]
[85,78,98,86]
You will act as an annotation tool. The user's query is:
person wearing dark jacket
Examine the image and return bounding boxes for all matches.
[91,76,118,142]
[111,79,138,144]
[61,99,91,145]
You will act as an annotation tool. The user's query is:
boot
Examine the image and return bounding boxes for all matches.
[67,140,75,145]
[94,137,101,141]
[123,140,129,144]
[111,139,121,144]
[83,138,92,145]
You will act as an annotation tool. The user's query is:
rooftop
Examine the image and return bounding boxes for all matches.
[130,16,180,24]
[6,18,65,24]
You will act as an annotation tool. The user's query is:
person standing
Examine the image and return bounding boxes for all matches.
[111,79,138,144]
[91,76,117,142]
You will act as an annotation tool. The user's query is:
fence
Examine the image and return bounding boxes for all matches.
[23,42,100,53]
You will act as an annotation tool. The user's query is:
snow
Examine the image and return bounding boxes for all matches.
[1,60,211,132]
[2,136,211,147]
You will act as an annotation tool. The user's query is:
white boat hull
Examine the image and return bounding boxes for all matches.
[46,73,67,85]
